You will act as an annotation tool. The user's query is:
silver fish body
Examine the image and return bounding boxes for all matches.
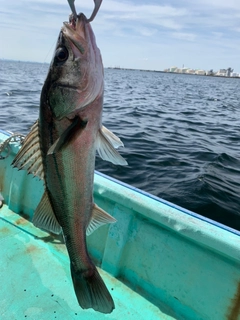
[13,13,127,314]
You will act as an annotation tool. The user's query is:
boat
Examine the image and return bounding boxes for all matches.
[0,128,240,320]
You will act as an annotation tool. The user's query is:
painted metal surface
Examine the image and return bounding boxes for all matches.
[0,205,169,320]
[0,130,240,320]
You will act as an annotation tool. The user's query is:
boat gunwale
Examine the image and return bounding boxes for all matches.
[1,129,239,264]
[1,128,238,237]
[95,170,240,237]
[93,172,240,264]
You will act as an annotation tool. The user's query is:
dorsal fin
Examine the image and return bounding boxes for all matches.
[12,121,44,180]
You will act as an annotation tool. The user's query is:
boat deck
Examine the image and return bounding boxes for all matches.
[0,205,174,320]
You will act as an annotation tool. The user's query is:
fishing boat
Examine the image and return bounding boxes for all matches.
[0,128,239,320]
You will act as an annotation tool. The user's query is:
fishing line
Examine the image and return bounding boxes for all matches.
[39,37,56,72]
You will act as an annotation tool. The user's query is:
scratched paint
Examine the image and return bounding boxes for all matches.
[15,217,28,226]
[227,281,240,320]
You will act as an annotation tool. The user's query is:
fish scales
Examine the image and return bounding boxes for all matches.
[13,12,127,314]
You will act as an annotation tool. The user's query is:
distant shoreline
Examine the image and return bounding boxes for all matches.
[1,60,239,79]
[107,67,240,79]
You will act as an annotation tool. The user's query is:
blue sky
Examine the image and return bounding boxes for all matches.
[1,0,240,72]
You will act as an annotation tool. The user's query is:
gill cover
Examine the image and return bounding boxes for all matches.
[47,14,103,120]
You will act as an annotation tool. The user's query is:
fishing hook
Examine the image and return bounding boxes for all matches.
[67,0,77,20]
[87,0,103,22]
[67,0,103,22]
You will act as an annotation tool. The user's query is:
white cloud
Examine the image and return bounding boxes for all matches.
[100,1,187,30]
[0,0,240,71]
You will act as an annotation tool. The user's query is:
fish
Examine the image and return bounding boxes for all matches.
[12,13,127,313]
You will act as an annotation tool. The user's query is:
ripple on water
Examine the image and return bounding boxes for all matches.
[1,61,240,231]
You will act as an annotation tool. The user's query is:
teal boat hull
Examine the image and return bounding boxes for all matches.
[0,130,240,319]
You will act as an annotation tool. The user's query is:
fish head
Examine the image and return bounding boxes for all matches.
[45,13,103,120]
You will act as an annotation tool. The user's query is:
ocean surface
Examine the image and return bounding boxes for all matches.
[1,60,240,231]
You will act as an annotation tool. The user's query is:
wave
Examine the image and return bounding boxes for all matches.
[1,61,240,231]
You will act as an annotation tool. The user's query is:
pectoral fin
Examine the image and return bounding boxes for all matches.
[48,116,87,155]
[12,121,44,180]
[87,203,116,236]
[101,125,124,148]
[33,191,62,234]
[96,127,128,165]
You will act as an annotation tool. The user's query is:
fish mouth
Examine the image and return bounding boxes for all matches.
[62,14,88,55]
[64,13,86,37]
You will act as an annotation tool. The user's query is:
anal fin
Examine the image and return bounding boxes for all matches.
[33,191,62,234]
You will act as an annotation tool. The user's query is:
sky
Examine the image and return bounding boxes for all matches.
[1,0,240,72]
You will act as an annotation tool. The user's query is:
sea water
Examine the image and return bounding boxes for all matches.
[1,60,240,230]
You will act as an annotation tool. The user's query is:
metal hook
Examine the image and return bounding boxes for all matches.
[87,0,103,22]
[67,0,103,22]
[67,0,77,20]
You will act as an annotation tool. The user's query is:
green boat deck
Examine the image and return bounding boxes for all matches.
[0,130,240,319]
[0,205,169,320]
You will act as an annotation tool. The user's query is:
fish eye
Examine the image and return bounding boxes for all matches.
[55,47,69,64]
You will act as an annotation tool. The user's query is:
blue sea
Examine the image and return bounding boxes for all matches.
[1,60,240,231]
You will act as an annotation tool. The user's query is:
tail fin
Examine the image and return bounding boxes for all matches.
[70,263,115,314]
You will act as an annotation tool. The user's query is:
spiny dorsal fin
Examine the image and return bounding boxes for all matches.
[96,127,128,165]
[87,203,116,236]
[33,191,62,234]
[12,120,44,180]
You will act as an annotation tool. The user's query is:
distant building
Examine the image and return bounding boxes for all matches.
[178,68,189,73]
[206,70,214,76]
[186,69,195,74]
[231,72,239,77]
[216,69,228,76]
[165,66,239,77]
[219,69,227,74]
[216,70,225,76]
[195,70,206,75]
[226,68,233,77]
[169,66,178,72]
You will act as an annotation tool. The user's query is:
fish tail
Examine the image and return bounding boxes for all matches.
[70,263,115,314]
